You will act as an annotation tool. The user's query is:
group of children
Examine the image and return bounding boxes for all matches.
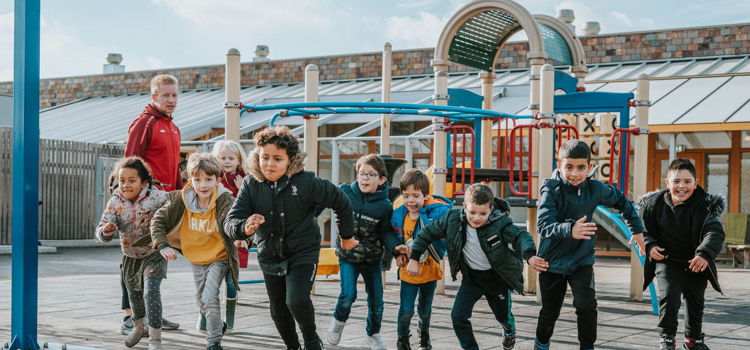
[98,128,724,350]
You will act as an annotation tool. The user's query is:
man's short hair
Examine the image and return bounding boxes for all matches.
[150,74,179,95]
[399,168,430,195]
[667,158,697,179]
[464,183,494,206]
[186,152,222,178]
[558,139,591,162]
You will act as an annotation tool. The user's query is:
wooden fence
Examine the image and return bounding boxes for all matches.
[0,127,124,244]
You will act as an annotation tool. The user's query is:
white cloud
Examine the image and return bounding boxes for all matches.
[385,12,445,48]
[0,12,106,81]
[396,0,440,9]
[151,0,337,32]
[611,11,633,27]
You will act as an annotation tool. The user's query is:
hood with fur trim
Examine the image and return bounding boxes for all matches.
[248,148,307,182]
[637,186,726,218]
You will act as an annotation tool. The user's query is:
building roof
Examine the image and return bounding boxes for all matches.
[37,54,750,143]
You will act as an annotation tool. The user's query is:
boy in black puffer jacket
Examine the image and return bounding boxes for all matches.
[534,140,645,350]
[638,158,725,350]
[326,154,393,350]
[407,183,547,350]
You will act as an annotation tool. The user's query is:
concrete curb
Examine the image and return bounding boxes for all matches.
[0,239,120,255]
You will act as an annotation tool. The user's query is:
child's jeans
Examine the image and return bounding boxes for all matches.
[451,267,513,350]
[192,260,228,346]
[655,261,708,338]
[536,265,597,350]
[224,270,237,299]
[333,259,384,336]
[397,280,437,337]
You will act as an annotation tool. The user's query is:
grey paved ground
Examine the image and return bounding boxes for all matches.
[1,247,749,350]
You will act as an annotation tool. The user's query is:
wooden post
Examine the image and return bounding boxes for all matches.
[525,57,545,295]
[224,48,241,142]
[381,43,392,155]
[304,64,319,173]
[432,66,449,295]
[535,64,556,303]
[630,73,650,300]
[480,71,495,171]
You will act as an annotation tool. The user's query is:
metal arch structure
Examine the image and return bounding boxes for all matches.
[533,14,589,83]
[432,0,547,72]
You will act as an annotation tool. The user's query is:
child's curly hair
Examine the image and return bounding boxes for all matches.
[253,126,301,160]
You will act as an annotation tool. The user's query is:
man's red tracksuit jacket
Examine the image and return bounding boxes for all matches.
[124,103,183,191]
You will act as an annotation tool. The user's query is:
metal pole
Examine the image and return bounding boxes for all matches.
[304,64,320,173]
[526,57,545,295]
[630,73,651,301]
[225,49,241,141]
[380,43,392,155]
[330,141,340,247]
[669,133,677,163]
[432,68,449,295]
[480,71,495,172]
[10,0,40,348]
[404,137,413,170]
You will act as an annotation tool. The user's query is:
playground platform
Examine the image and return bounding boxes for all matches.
[1,247,749,350]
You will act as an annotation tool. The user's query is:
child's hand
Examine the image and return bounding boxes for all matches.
[394,244,410,255]
[688,255,708,273]
[649,246,666,261]
[234,240,249,249]
[160,247,178,261]
[629,233,646,255]
[102,221,118,233]
[395,255,409,267]
[406,259,421,276]
[233,174,244,191]
[528,256,549,272]
[244,214,265,236]
[341,237,360,250]
[571,215,597,240]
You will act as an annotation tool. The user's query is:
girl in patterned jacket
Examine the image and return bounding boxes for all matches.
[95,157,169,350]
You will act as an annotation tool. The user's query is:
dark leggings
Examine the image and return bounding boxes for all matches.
[264,260,319,349]
[128,278,164,328]
[120,264,131,310]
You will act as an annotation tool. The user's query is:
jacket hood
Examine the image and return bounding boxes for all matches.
[248,148,307,182]
[347,180,389,202]
[181,181,233,212]
[637,186,726,217]
[424,195,454,209]
[460,197,511,224]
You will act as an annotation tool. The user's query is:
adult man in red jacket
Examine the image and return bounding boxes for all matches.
[125,74,183,191]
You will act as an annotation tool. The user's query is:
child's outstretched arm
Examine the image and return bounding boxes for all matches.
[692,199,726,272]
[500,219,548,272]
[224,177,259,240]
[407,213,450,275]
[537,186,576,239]
[309,177,356,249]
[600,183,646,253]
[95,198,120,242]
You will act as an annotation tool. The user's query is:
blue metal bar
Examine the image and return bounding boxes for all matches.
[595,206,659,315]
[245,102,533,119]
[473,118,482,166]
[618,106,630,191]
[10,0,40,348]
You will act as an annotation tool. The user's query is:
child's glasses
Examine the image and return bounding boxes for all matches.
[357,172,380,180]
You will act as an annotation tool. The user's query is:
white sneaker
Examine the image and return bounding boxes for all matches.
[326,318,346,345]
[365,333,387,350]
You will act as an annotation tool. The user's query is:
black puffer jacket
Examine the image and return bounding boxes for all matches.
[224,150,354,276]
[638,186,725,293]
[336,181,393,264]
[410,198,536,293]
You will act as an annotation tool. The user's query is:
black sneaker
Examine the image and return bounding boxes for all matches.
[682,335,710,350]
[207,345,223,350]
[397,335,412,350]
[660,336,676,350]
[502,332,516,350]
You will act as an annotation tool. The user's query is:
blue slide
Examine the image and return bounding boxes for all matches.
[593,206,659,315]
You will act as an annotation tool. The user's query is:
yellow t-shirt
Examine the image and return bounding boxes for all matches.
[179,190,227,265]
[400,214,443,284]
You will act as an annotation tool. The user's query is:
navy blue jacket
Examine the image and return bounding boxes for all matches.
[337,181,394,264]
[537,169,645,275]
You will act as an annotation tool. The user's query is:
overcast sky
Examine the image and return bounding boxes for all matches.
[1,0,749,81]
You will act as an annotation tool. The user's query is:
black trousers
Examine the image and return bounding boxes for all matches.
[451,267,512,350]
[263,258,319,349]
[121,263,130,310]
[655,261,708,338]
[536,265,597,350]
